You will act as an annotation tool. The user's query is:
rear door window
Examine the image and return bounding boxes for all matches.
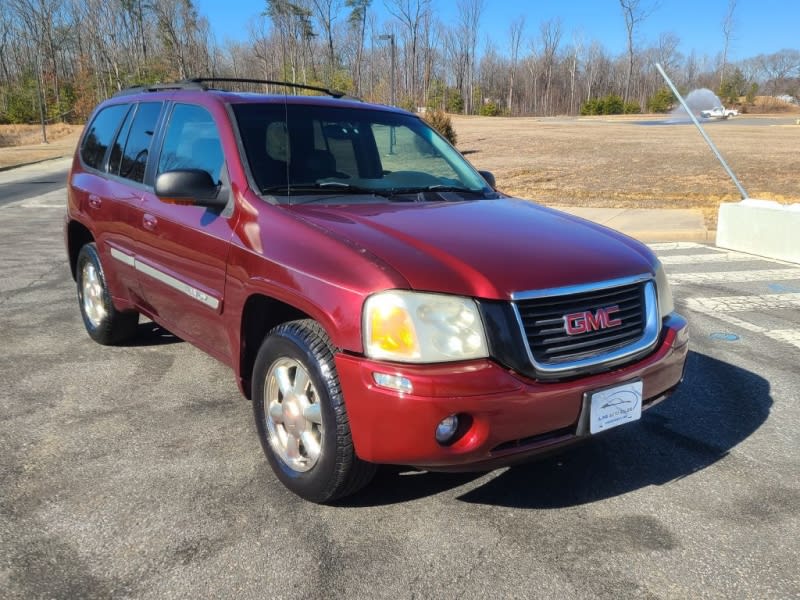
[81,104,129,170]
[112,102,163,184]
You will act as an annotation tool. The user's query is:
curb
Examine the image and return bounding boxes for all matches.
[622,229,714,244]
[0,155,71,173]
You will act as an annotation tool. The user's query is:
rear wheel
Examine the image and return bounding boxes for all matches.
[252,319,376,503]
[76,243,138,345]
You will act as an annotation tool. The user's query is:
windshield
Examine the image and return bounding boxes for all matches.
[232,103,491,203]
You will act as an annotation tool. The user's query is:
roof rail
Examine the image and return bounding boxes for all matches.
[112,81,205,97]
[113,78,354,99]
[188,78,351,99]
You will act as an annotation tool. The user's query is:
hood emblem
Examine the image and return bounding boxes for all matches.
[564,306,622,336]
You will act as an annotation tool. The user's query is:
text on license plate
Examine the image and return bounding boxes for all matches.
[589,380,643,434]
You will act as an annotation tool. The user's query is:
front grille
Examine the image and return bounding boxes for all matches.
[515,281,646,365]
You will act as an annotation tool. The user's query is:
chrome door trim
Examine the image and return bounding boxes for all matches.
[109,246,220,310]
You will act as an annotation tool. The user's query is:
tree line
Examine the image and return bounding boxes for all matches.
[1,0,799,129]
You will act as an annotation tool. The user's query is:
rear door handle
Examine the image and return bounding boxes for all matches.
[143,214,158,231]
[88,194,102,209]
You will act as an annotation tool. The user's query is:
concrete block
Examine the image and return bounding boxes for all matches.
[716,200,800,264]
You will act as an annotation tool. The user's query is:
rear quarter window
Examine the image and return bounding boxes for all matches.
[81,104,129,170]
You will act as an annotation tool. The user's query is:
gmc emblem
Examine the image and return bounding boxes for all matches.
[564,306,622,335]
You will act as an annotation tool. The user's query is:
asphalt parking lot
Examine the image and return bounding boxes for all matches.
[1,166,798,599]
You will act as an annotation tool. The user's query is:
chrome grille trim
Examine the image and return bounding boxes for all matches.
[511,275,660,377]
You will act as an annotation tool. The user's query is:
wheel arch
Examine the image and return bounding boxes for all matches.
[239,293,315,399]
[67,220,94,280]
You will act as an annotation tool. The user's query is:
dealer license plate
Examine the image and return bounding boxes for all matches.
[589,380,643,434]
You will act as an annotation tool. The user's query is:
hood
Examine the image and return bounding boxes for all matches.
[286,198,656,300]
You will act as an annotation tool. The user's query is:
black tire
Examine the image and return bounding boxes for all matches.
[76,243,139,345]
[252,319,376,503]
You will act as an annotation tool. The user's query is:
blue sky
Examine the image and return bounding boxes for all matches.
[195,0,797,61]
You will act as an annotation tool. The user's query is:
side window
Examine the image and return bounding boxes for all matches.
[114,102,162,183]
[81,104,129,170]
[108,107,135,175]
[158,104,224,183]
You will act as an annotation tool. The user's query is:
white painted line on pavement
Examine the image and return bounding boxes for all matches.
[648,242,710,251]
[683,295,800,351]
[660,252,767,265]
[685,292,800,312]
[766,330,800,350]
[669,269,800,285]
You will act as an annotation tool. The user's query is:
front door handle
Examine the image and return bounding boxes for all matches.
[143,214,158,231]
[88,194,102,209]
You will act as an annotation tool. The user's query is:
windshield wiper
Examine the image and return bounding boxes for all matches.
[384,185,486,197]
[262,182,387,195]
[267,182,397,205]
[262,182,488,204]
[423,185,484,193]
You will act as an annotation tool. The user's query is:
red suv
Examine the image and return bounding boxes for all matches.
[66,79,688,503]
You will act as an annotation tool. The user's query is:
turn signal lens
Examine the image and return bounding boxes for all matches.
[369,304,417,355]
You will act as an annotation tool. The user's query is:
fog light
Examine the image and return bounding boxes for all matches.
[372,372,413,393]
[435,415,460,445]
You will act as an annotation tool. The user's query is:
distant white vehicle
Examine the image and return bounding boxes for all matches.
[700,106,738,119]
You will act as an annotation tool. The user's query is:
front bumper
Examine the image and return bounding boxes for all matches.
[336,314,689,469]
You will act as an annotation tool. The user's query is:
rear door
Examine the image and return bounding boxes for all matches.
[131,103,234,360]
[101,101,165,303]
[71,103,139,300]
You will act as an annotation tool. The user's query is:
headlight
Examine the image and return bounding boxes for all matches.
[363,290,489,363]
[655,260,674,318]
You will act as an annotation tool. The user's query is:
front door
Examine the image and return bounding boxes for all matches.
[132,103,234,360]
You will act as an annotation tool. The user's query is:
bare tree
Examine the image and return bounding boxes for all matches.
[720,0,736,89]
[2,0,797,127]
[455,0,483,114]
[345,0,371,94]
[310,0,342,85]
[539,18,561,115]
[507,15,524,114]
[385,0,430,104]
[619,0,656,103]
[757,49,800,94]
[568,32,582,115]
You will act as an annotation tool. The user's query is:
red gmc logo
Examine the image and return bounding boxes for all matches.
[564,306,622,335]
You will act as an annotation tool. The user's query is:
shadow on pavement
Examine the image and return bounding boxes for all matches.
[346,351,771,507]
[123,322,183,347]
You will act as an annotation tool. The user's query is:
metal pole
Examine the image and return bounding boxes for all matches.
[36,52,48,144]
[378,33,396,106]
[655,62,748,200]
[390,34,396,107]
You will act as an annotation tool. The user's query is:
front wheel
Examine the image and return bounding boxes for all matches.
[76,243,139,345]
[252,319,376,503]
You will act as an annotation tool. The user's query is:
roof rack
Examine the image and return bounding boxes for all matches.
[112,81,205,97]
[113,78,353,99]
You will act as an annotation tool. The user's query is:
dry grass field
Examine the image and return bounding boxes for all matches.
[2,114,798,229]
[0,124,81,169]
[453,113,800,228]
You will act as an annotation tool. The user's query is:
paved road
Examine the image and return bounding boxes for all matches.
[633,116,800,127]
[1,183,798,599]
[0,164,69,206]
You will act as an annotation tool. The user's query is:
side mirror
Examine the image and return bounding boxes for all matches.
[478,170,496,189]
[154,169,226,208]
